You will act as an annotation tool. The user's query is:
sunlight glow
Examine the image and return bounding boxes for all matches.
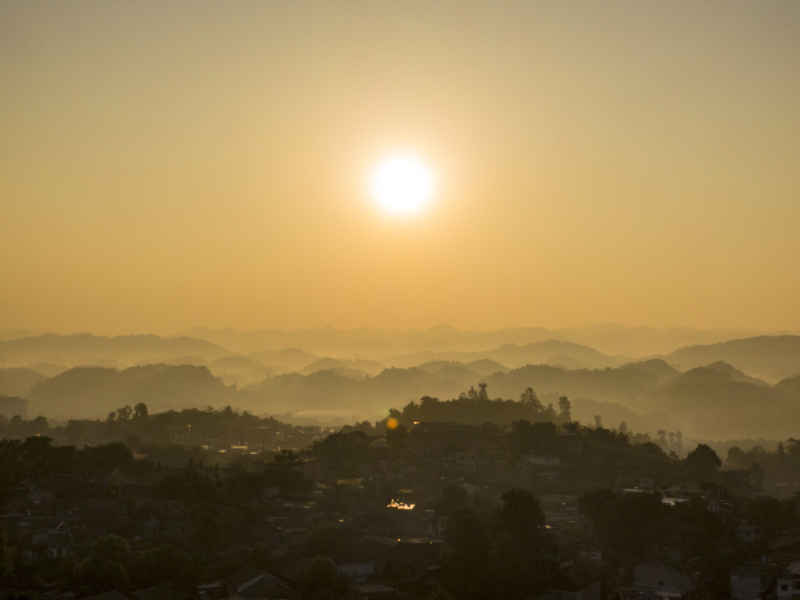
[370,155,434,214]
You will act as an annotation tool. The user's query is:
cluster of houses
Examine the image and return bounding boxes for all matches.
[3,419,800,600]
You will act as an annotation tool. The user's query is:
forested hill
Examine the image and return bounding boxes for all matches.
[8,356,800,440]
[28,364,235,419]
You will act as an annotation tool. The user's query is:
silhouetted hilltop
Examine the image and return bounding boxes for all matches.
[0,334,230,368]
[248,348,318,372]
[208,354,273,386]
[465,358,509,375]
[776,374,800,397]
[0,367,47,398]
[241,360,663,419]
[301,357,384,377]
[238,357,800,438]
[485,360,676,407]
[672,361,769,387]
[391,339,621,370]
[615,358,679,379]
[646,361,789,438]
[28,364,234,418]
[666,335,800,382]
[489,340,621,368]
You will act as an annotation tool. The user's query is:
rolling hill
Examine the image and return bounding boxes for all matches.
[28,364,235,418]
[0,368,47,398]
[666,335,800,382]
[646,361,791,438]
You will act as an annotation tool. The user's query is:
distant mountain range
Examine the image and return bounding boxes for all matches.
[388,339,623,370]
[300,357,385,377]
[181,325,768,358]
[0,334,230,368]
[5,355,799,439]
[664,335,800,382]
[3,331,800,439]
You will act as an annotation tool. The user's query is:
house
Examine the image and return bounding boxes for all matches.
[33,520,73,559]
[229,572,293,599]
[133,583,176,600]
[337,561,376,583]
[737,522,763,545]
[197,581,227,600]
[731,563,770,600]
[353,583,399,599]
[381,538,443,580]
[525,455,562,467]
[626,562,694,600]
[777,561,800,600]
[538,579,602,600]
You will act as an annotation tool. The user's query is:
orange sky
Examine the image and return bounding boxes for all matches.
[2,1,798,334]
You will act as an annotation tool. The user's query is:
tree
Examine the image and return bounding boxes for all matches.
[299,556,351,599]
[117,405,133,422]
[493,489,556,598]
[134,402,149,420]
[443,508,490,599]
[498,488,546,536]
[75,534,132,592]
[558,396,571,422]
[520,387,543,411]
[685,444,721,481]
[579,489,666,560]
[657,430,667,447]
[0,526,12,578]
[32,415,48,433]
[437,484,469,515]
[727,446,745,467]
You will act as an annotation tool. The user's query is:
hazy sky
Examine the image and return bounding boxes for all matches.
[2,1,798,334]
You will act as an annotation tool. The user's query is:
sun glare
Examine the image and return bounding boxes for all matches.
[370,155,434,215]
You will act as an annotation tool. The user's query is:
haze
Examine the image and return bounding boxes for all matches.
[2,1,799,334]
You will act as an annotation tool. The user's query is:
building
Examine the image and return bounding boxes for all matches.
[777,561,800,600]
[731,563,769,600]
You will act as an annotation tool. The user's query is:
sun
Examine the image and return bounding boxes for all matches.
[370,155,434,215]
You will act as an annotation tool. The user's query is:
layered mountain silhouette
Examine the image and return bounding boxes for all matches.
[183,325,754,358]
[646,361,793,438]
[208,355,274,386]
[247,348,319,373]
[666,335,800,382]
[0,367,47,398]
[6,332,800,439]
[300,357,384,377]
[389,339,621,370]
[0,334,230,368]
[10,355,800,438]
[28,364,234,418]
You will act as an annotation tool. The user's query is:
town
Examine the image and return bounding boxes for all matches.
[2,390,800,600]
